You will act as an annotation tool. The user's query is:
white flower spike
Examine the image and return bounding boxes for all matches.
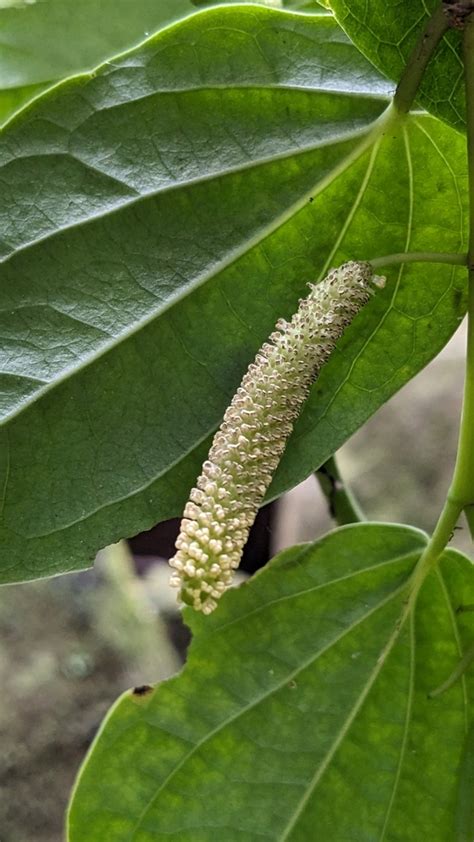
[170,261,385,614]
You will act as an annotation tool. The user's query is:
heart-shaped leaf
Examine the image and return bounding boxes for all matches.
[0,7,467,583]
[68,524,474,841]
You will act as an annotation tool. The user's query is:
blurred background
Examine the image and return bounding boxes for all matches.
[0,322,471,842]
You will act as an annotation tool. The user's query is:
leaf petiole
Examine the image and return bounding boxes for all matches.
[403,9,474,602]
[393,3,449,115]
[369,251,467,270]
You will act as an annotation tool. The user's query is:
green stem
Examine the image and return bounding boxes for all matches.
[315,455,365,525]
[369,251,467,270]
[465,504,474,539]
[405,11,474,599]
[394,3,449,115]
[408,498,463,605]
[449,13,474,512]
[98,541,180,680]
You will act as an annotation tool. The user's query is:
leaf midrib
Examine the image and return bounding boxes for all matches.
[278,599,410,840]
[437,566,470,735]
[378,611,415,841]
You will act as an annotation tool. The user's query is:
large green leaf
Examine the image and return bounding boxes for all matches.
[330,0,466,133]
[68,524,474,841]
[0,0,201,124]
[0,7,467,583]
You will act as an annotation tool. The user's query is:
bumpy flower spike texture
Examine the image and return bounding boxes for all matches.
[170,261,385,614]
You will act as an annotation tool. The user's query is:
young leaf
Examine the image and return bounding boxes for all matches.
[330,0,466,133]
[67,524,474,841]
[0,7,467,583]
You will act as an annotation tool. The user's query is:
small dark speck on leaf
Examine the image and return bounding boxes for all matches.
[133,685,153,697]
[309,197,314,203]
[453,288,463,309]
[288,680,297,690]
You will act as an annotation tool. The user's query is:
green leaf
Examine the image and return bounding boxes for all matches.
[456,722,474,841]
[67,524,474,841]
[0,0,198,125]
[330,0,466,133]
[0,7,466,581]
[0,7,467,583]
[283,0,329,9]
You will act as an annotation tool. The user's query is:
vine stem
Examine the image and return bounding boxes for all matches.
[369,251,467,270]
[450,11,474,513]
[406,10,474,599]
[394,3,449,115]
[406,498,463,608]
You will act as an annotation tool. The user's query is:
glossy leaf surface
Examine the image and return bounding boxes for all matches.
[68,524,474,841]
[0,7,467,582]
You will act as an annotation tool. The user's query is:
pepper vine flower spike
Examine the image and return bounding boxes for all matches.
[169,261,385,614]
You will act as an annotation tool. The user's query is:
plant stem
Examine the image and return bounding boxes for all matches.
[97,541,180,680]
[409,498,463,603]
[465,504,474,539]
[369,251,467,270]
[315,455,365,525]
[406,11,474,598]
[394,3,449,115]
[448,12,474,512]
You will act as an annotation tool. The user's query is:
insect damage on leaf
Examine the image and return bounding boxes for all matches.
[131,685,154,699]
[169,262,385,614]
